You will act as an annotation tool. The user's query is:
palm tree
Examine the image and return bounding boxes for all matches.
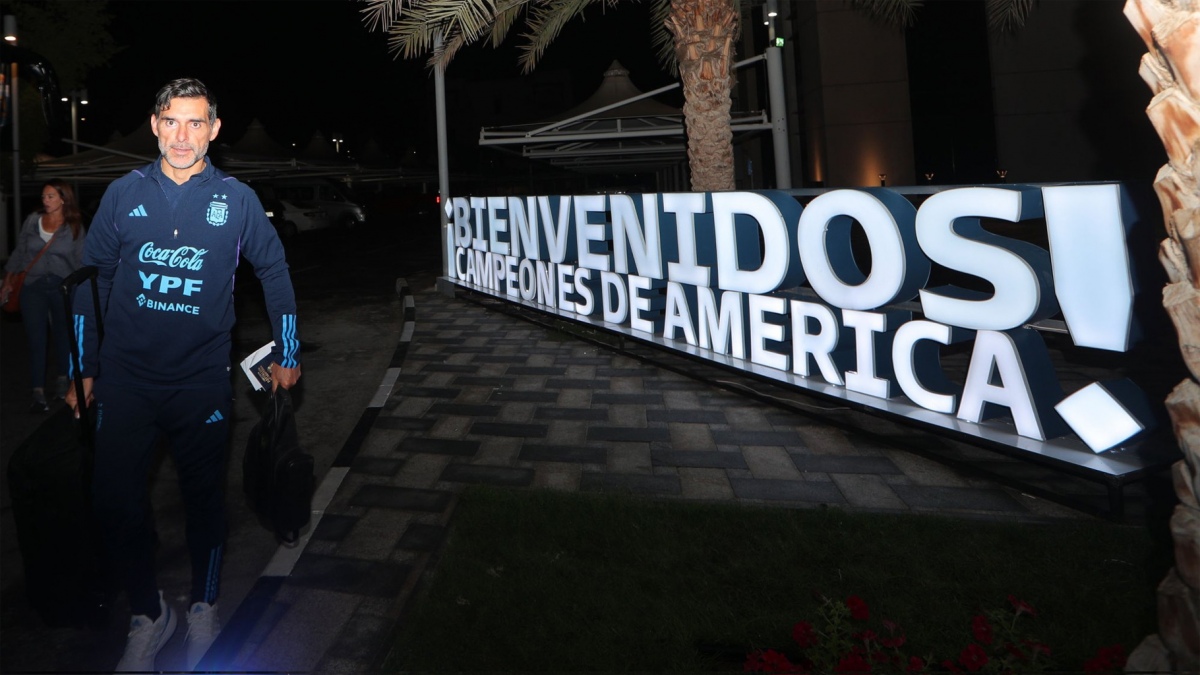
[664,0,738,191]
[1122,0,1200,670]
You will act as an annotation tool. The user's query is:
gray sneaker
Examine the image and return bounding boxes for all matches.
[184,601,220,671]
[114,591,177,672]
[29,389,48,414]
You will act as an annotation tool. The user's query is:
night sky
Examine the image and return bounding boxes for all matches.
[75,0,674,160]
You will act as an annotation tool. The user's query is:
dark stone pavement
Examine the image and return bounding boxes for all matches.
[1,271,1180,673]
[209,279,1175,673]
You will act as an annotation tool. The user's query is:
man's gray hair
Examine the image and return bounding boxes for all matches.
[153,78,218,123]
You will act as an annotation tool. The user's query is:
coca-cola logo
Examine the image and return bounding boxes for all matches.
[138,242,208,271]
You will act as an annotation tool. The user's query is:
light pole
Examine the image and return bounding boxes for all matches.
[435,29,451,286]
[4,14,20,254]
[331,133,343,155]
[762,0,791,189]
[61,88,88,153]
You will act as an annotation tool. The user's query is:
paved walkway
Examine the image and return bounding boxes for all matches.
[201,278,1166,673]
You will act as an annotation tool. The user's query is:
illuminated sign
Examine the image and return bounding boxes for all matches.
[442,185,1158,467]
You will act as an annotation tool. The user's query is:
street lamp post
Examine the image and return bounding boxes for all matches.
[331,133,343,155]
[61,88,88,154]
[763,0,791,189]
[435,29,451,285]
[4,14,20,255]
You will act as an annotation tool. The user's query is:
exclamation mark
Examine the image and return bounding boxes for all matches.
[1042,184,1136,352]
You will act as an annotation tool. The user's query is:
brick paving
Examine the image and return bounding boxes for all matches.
[224,281,1159,673]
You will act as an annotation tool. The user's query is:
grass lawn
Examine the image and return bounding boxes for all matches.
[385,486,1169,672]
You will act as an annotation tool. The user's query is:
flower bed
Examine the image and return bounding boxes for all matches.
[745,594,1128,674]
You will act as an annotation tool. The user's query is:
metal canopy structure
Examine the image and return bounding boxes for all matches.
[478,56,773,175]
[30,118,416,190]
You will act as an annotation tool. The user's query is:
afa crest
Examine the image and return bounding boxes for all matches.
[207,201,229,226]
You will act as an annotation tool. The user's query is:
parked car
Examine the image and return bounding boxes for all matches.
[362,191,441,226]
[250,178,367,237]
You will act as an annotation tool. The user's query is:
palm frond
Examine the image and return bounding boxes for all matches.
[386,11,442,60]
[359,0,404,32]
[378,0,502,67]
[368,0,665,75]
[429,28,473,70]
[517,0,596,73]
[418,0,500,39]
[846,0,922,28]
[986,0,1034,33]
[648,0,675,74]
[489,0,533,46]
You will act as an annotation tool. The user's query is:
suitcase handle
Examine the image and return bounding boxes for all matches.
[61,266,101,445]
[61,266,103,345]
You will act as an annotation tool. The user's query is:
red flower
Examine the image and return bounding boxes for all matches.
[941,659,963,673]
[846,595,870,620]
[745,649,769,672]
[1083,644,1127,672]
[835,653,872,673]
[959,644,990,672]
[970,615,993,645]
[906,656,926,672]
[745,649,798,673]
[763,649,798,673]
[792,620,818,649]
[1007,595,1037,617]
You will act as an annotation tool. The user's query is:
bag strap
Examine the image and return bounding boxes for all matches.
[21,230,56,275]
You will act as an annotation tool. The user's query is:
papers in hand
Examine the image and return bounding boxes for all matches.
[241,341,276,391]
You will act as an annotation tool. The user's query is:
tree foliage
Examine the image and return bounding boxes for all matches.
[360,0,676,74]
[8,0,119,91]
[6,0,120,156]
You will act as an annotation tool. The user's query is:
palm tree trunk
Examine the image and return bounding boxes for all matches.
[667,0,738,192]
[1124,0,1200,671]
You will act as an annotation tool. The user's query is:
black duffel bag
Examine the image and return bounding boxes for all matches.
[243,388,314,544]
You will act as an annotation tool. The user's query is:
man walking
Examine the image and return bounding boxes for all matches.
[68,78,301,672]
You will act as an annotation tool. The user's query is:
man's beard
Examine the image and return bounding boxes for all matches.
[160,141,207,170]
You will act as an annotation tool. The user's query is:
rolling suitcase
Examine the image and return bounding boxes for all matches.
[6,266,113,627]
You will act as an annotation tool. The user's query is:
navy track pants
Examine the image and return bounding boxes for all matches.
[90,378,231,617]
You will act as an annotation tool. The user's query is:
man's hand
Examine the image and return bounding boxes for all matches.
[64,377,94,419]
[270,362,301,391]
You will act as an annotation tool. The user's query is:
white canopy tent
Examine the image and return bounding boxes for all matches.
[478,57,777,186]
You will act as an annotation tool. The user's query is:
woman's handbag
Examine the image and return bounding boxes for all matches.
[3,236,55,314]
[2,272,27,313]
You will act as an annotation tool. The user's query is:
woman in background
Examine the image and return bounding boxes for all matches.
[1,180,87,412]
